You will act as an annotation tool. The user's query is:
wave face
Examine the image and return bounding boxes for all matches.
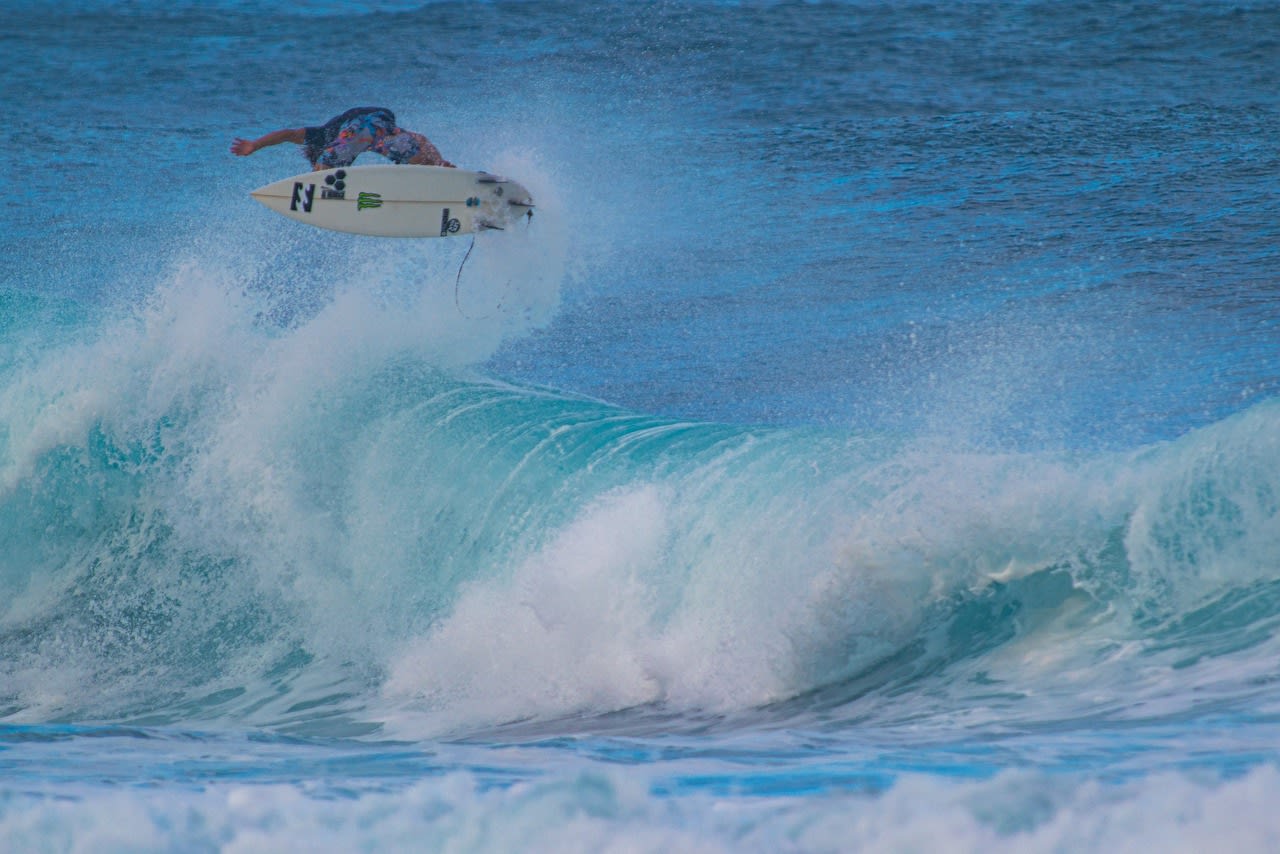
[4,0,1280,848]
[2,256,1278,740]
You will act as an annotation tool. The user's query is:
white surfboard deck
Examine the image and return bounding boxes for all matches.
[250,165,534,238]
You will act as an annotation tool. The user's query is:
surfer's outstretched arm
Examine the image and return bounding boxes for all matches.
[231,128,306,156]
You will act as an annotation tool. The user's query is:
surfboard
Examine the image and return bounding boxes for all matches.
[250,165,534,238]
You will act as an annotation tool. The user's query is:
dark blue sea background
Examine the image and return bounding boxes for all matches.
[2,1,1279,849]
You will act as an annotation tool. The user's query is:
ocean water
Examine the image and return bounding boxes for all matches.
[3,0,1279,849]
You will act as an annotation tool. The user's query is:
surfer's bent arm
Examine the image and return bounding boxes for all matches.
[230,128,306,156]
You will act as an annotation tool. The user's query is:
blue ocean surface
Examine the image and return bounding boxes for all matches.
[3,0,1279,849]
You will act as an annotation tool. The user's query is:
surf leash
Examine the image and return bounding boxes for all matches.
[453,208,533,319]
[454,235,480,318]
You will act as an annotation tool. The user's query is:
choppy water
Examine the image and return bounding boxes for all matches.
[3,1,1279,850]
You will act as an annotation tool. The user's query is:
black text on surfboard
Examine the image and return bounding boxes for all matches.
[290,182,315,213]
[440,208,461,236]
[321,170,347,200]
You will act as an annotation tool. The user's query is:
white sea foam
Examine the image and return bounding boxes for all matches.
[3,765,1278,853]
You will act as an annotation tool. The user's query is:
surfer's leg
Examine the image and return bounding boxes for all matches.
[406,135,454,168]
[375,129,454,167]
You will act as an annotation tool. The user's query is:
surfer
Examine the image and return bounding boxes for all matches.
[231,106,454,169]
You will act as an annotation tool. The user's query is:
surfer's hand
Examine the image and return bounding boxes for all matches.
[231,138,257,156]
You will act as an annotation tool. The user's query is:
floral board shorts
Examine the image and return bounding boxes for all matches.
[306,107,444,168]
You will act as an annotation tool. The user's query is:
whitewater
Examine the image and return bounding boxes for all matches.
[3,1,1279,850]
